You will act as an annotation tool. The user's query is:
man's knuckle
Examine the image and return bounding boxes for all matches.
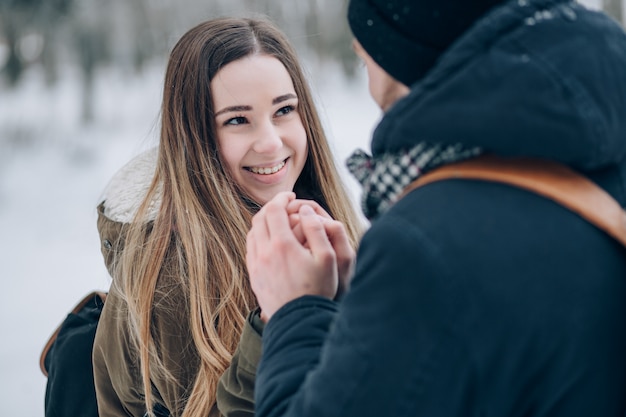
[320,249,336,264]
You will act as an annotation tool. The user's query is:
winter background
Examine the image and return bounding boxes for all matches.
[0,0,612,415]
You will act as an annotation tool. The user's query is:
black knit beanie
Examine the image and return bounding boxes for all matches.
[348,0,505,86]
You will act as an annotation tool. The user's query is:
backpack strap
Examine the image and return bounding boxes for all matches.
[40,291,108,376]
[402,155,626,248]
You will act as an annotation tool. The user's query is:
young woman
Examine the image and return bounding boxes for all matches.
[92,17,363,417]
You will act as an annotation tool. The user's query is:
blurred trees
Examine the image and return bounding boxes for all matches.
[2,0,622,125]
[0,0,73,86]
[0,0,357,123]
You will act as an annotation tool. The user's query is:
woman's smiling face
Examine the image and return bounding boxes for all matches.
[211,54,308,205]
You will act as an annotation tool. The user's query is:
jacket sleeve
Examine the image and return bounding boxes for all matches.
[93,272,202,417]
[94,204,147,416]
[254,214,473,417]
[216,309,265,417]
[93,284,148,417]
[149,272,202,416]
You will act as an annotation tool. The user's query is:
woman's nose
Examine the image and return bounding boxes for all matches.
[252,122,282,154]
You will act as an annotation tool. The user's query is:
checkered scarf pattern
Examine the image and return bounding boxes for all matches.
[346,142,483,219]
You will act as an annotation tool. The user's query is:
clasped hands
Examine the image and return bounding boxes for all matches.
[247,192,355,322]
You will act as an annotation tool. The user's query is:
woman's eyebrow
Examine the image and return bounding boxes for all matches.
[273,93,297,104]
[214,105,252,117]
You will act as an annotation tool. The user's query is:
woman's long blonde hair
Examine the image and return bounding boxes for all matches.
[118,17,362,417]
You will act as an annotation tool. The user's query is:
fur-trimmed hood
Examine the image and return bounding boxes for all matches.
[97,148,160,276]
[100,147,161,224]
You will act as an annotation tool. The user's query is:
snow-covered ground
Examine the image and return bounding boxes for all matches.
[0,58,379,416]
[0,1,605,414]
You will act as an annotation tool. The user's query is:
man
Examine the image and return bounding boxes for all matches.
[246,0,626,415]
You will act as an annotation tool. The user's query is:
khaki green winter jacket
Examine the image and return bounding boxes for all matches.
[92,149,254,417]
[216,310,264,417]
[94,201,222,417]
[94,238,262,417]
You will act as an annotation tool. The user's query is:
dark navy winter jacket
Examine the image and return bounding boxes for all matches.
[255,0,626,415]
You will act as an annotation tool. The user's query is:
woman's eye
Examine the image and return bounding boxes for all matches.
[276,105,295,117]
[224,116,247,126]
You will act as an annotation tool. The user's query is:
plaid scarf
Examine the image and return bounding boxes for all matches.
[346,142,482,220]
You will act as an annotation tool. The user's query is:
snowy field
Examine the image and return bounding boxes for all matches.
[0,0,604,414]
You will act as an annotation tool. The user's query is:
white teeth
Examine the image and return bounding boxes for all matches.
[249,160,286,175]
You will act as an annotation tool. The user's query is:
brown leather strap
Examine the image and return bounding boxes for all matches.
[402,155,626,248]
[40,291,107,376]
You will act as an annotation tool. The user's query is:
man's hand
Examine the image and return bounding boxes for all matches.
[287,199,355,298]
[247,193,339,322]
